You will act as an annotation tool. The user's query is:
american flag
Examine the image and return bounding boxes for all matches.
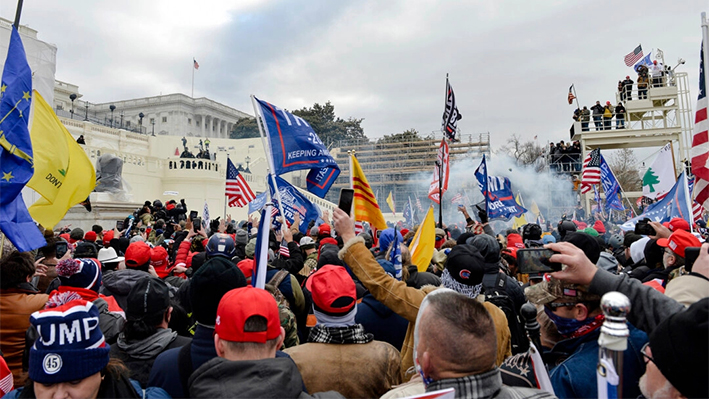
[688,176,706,222]
[193,58,200,70]
[450,193,463,204]
[355,221,364,235]
[226,158,256,207]
[624,45,643,67]
[416,197,423,213]
[692,40,709,210]
[580,148,601,193]
[567,85,576,105]
[279,241,290,257]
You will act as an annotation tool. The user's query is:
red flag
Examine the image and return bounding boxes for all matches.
[692,40,709,208]
[428,139,450,204]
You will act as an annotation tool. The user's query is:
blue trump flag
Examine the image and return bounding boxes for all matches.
[634,52,652,73]
[475,157,526,220]
[600,155,625,211]
[248,191,269,215]
[0,27,45,252]
[621,172,693,230]
[403,196,416,227]
[268,175,320,234]
[254,97,340,198]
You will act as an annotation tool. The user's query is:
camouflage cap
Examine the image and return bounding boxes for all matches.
[524,277,600,306]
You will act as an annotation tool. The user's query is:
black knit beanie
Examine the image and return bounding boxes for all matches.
[649,297,708,399]
[189,257,247,325]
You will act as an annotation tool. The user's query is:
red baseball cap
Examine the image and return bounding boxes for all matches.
[318,224,331,236]
[657,230,701,258]
[84,231,97,243]
[151,246,169,268]
[306,265,356,316]
[125,242,152,268]
[102,230,114,246]
[506,233,524,249]
[668,217,690,232]
[237,259,254,280]
[215,287,280,343]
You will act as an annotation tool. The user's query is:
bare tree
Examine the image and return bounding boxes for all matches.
[608,148,642,192]
[498,134,545,172]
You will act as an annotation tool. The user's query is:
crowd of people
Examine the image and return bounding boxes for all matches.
[547,140,582,172]
[0,196,707,399]
[570,60,674,136]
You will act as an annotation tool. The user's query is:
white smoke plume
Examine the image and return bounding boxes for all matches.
[405,154,578,230]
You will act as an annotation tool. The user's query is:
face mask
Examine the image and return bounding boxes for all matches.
[544,306,591,336]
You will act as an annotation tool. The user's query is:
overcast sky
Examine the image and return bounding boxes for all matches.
[2,0,708,153]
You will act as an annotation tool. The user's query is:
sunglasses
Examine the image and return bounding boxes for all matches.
[641,343,655,364]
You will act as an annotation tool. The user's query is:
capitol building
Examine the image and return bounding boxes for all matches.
[2,18,335,231]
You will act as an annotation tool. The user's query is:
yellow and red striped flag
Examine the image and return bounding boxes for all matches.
[350,153,387,230]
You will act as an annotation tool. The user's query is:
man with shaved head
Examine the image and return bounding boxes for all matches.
[414,290,554,399]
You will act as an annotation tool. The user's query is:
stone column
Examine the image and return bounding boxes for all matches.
[200,115,205,137]
[209,116,214,138]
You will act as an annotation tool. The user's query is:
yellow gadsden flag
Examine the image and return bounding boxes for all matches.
[409,206,436,272]
[386,191,396,215]
[27,91,95,228]
[350,153,387,230]
[512,193,527,230]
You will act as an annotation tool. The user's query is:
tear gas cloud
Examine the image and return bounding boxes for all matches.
[404,154,578,229]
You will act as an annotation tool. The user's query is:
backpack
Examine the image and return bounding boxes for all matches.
[482,273,529,355]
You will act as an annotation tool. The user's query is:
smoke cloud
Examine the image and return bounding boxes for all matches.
[405,154,578,230]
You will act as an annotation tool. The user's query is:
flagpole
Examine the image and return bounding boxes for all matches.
[13,0,23,28]
[349,150,356,222]
[669,141,678,180]
[572,84,581,110]
[223,154,228,219]
[250,95,287,233]
[191,58,195,98]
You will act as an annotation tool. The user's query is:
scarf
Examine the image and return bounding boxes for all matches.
[545,307,605,338]
[313,307,357,328]
[308,324,373,344]
[441,269,483,299]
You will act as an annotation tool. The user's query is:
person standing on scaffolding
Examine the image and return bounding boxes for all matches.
[651,60,664,87]
[603,101,613,130]
[591,101,604,131]
[615,102,626,129]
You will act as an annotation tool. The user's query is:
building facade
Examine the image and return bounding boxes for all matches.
[87,94,252,138]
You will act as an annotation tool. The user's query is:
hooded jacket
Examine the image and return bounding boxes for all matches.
[188,357,342,399]
[596,251,618,274]
[110,328,191,388]
[356,294,408,350]
[339,237,512,381]
[100,269,152,311]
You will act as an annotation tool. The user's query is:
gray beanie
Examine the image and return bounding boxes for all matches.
[235,229,248,245]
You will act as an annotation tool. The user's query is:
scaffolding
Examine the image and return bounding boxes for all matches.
[326,133,491,207]
[570,71,692,213]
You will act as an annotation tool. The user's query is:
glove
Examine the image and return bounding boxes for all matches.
[477,205,488,224]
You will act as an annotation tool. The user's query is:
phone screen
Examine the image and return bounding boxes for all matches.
[193,217,202,232]
[55,241,68,259]
[338,188,355,216]
[189,210,199,220]
[517,248,561,274]
[116,220,124,230]
[684,247,700,273]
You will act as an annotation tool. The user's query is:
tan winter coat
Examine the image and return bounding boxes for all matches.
[285,340,401,398]
[339,237,512,382]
